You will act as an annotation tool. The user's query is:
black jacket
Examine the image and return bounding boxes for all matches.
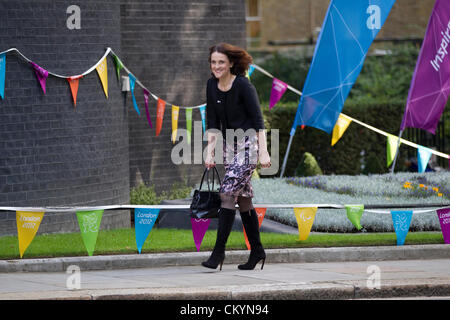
[206,75,265,137]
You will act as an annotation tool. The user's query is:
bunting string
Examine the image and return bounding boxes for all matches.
[4,203,450,257]
[1,46,449,163]
[250,63,450,161]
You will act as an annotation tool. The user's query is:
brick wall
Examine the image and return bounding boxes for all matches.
[0,0,248,236]
[121,0,246,192]
[0,0,130,235]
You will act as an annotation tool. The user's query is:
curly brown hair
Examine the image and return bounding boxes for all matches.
[209,43,253,76]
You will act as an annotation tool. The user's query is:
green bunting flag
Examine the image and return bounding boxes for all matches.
[345,205,364,230]
[186,108,192,145]
[76,210,104,256]
[113,55,124,81]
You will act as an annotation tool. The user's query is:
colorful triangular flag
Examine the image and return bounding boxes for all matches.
[135,208,160,253]
[96,57,108,98]
[269,78,288,110]
[156,98,166,137]
[143,88,153,128]
[67,75,83,107]
[128,73,140,115]
[345,204,364,230]
[293,207,317,240]
[30,61,48,94]
[0,53,5,99]
[243,208,266,250]
[417,146,433,173]
[76,210,104,256]
[191,218,211,252]
[199,104,206,133]
[437,208,450,244]
[391,210,413,246]
[16,211,45,258]
[113,55,124,81]
[185,108,192,145]
[387,134,401,167]
[331,114,352,146]
[172,105,180,143]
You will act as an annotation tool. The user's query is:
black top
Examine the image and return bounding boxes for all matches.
[206,75,265,138]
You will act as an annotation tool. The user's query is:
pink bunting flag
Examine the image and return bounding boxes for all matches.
[437,208,450,244]
[191,218,211,252]
[269,78,288,109]
[143,88,153,128]
[30,61,49,94]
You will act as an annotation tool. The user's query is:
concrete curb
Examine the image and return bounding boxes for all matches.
[3,280,450,300]
[1,244,449,273]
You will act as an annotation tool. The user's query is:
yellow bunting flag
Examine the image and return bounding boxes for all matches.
[387,134,401,167]
[331,114,352,146]
[16,211,45,258]
[243,208,266,250]
[293,207,317,240]
[172,105,180,143]
[96,57,108,98]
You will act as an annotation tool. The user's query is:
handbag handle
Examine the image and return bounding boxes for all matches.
[199,167,222,191]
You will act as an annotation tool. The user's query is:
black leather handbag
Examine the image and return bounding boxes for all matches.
[190,167,222,219]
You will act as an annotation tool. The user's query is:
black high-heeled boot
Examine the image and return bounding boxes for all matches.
[201,208,236,270]
[238,208,266,270]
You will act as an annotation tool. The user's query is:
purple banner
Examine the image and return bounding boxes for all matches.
[400,0,450,134]
[437,208,450,244]
[30,61,48,94]
[191,218,210,252]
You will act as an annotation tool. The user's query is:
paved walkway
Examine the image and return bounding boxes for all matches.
[1,245,450,300]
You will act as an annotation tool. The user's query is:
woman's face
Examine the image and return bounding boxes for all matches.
[210,51,233,79]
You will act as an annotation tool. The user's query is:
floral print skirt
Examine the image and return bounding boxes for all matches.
[219,135,259,198]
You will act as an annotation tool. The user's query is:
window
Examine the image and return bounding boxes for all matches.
[246,0,261,48]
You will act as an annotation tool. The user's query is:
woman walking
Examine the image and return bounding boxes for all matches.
[203,43,271,271]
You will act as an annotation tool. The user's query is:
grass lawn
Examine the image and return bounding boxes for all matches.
[0,227,445,260]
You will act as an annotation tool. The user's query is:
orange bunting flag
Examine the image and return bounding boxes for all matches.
[243,208,266,250]
[155,98,166,137]
[67,75,83,107]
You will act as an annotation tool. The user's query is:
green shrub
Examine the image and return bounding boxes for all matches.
[294,152,323,177]
[130,181,192,205]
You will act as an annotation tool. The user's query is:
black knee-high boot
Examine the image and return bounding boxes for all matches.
[239,209,266,270]
[201,207,236,270]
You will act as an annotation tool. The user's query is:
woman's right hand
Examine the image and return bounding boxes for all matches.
[205,154,216,169]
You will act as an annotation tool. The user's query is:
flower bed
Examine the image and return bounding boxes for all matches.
[251,172,449,232]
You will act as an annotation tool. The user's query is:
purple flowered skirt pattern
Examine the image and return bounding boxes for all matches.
[219,135,259,198]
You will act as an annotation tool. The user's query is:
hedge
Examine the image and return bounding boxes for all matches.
[262,99,418,177]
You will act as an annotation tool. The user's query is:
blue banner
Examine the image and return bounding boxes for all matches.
[135,208,160,253]
[128,73,140,116]
[0,53,6,99]
[291,0,396,135]
[391,210,413,246]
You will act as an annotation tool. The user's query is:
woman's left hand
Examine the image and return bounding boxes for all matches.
[258,150,271,168]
